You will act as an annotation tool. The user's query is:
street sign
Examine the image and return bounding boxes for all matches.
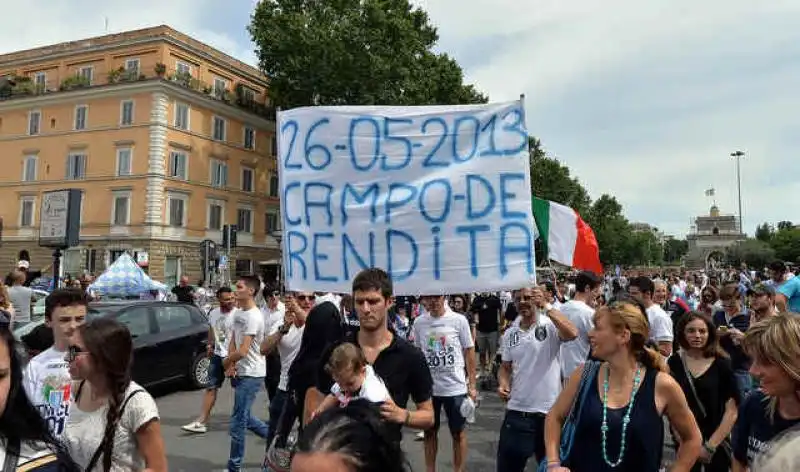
[39,189,81,248]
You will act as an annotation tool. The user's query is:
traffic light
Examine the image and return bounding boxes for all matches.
[222,225,238,250]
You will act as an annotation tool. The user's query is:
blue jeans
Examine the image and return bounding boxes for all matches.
[496,410,546,472]
[734,370,754,399]
[228,376,269,472]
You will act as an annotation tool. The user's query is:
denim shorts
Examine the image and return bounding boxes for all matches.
[432,394,467,434]
[207,354,226,390]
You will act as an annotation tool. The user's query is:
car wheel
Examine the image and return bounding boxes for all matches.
[188,352,211,389]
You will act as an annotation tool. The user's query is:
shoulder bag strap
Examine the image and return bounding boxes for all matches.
[3,437,20,472]
[567,360,599,422]
[85,389,145,471]
[679,351,707,419]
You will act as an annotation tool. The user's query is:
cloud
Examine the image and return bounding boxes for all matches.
[416,0,800,236]
[2,0,798,239]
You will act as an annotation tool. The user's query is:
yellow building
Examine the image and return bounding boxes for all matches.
[0,25,281,287]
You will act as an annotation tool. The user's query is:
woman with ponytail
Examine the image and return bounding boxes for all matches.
[64,317,167,471]
[544,299,702,471]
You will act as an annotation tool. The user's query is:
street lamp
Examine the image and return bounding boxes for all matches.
[270,229,284,293]
[730,150,745,235]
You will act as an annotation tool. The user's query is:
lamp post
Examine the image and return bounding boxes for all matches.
[270,229,284,293]
[730,150,745,235]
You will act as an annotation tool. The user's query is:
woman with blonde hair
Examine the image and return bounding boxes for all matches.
[731,314,800,471]
[544,298,702,471]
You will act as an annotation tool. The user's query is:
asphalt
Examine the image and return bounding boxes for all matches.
[153,381,538,472]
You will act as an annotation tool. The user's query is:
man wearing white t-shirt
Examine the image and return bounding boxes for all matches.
[23,289,88,438]
[497,286,578,472]
[183,286,237,434]
[260,291,309,449]
[413,295,476,472]
[224,276,269,472]
[559,271,602,380]
[628,276,674,357]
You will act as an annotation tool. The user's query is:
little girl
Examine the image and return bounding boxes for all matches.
[313,343,390,417]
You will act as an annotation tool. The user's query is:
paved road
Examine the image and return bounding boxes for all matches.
[153,383,537,472]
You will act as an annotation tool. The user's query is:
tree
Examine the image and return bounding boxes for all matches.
[770,228,800,263]
[249,0,486,108]
[777,221,795,231]
[663,238,689,263]
[755,222,774,242]
[726,239,776,269]
[585,195,631,265]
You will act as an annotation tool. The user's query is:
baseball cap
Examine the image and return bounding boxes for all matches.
[16,260,29,269]
[748,283,776,296]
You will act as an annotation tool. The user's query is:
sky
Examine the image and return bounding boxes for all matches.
[1,0,798,237]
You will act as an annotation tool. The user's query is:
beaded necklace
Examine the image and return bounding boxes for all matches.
[601,363,643,468]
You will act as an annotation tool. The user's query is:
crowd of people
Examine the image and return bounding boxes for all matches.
[0,259,798,471]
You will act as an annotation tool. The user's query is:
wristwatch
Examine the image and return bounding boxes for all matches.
[279,325,291,335]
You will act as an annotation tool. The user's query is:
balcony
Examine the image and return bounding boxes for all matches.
[0,64,276,121]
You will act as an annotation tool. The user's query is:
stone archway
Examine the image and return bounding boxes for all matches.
[706,251,725,271]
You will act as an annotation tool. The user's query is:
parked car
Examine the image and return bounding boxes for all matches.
[32,289,48,319]
[15,301,211,389]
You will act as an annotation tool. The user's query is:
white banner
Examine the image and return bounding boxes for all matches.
[277,101,536,295]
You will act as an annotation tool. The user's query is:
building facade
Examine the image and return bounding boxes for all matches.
[0,25,281,287]
[685,205,745,269]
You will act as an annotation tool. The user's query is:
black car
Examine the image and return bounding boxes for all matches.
[16,301,211,389]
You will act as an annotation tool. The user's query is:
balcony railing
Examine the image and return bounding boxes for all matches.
[0,64,276,121]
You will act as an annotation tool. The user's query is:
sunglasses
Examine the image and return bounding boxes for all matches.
[296,295,316,302]
[66,345,87,362]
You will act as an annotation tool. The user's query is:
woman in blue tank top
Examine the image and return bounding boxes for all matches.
[544,299,702,471]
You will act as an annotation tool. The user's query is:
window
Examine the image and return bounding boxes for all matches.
[241,86,256,103]
[271,136,277,156]
[244,126,255,150]
[213,77,227,97]
[168,151,187,179]
[176,61,192,76]
[112,193,130,226]
[125,58,140,75]
[237,208,252,233]
[22,155,37,182]
[20,198,35,227]
[66,153,87,180]
[34,72,46,89]
[212,116,226,141]
[116,307,152,338]
[235,259,253,278]
[74,105,87,130]
[210,160,228,188]
[241,167,254,192]
[116,148,132,176]
[120,100,134,126]
[265,212,278,233]
[28,110,41,136]
[269,174,279,197]
[156,305,193,332]
[167,195,186,227]
[78,66,93,84]
[175,103,189,130]
[208,202,223,231]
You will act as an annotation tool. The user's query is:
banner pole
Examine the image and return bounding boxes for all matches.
[275,106,285,294]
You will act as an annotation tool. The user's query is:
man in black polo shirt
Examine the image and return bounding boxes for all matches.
[470,292,502,379]
[171,275,195,304]
[315,268,434,442]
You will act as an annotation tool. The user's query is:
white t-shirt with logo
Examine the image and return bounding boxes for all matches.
[268,321,305,391]
[22,347,72,438]
[331,365,391,407]
[412,310,474,397]
[646,304,674,343]
[231,306,266,378]
[208,307,235,358]
[559,300,595,379]
[502,317,563,414]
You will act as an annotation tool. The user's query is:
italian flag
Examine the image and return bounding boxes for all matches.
[532,197,603,274]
